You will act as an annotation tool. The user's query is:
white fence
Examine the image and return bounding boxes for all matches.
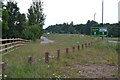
[0,38,31,55]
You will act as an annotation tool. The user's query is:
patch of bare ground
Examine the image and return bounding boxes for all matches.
[74,64,118,78]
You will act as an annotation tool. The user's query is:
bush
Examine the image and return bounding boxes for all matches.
[22,24,43,41]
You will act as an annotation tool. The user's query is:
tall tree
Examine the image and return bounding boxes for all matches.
[0,1,2,39]
[5,1,21,38]
[0,1,2,18]
[27,0,46,38]
[2,3,9,38]
[27,0,46,28]
[3,1,26,38]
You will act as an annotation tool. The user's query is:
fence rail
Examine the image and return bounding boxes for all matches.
[0,38,31,55]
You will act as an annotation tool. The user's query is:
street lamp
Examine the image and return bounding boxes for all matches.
[94,13,96,21]
[102,0,104,40]
[102,0,104,27]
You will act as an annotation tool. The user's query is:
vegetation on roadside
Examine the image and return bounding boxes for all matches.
[2,0,45,40]
[45,21,120,37]
[3,34,118,78]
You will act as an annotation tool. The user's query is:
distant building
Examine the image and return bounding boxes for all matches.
[118,1,120,22]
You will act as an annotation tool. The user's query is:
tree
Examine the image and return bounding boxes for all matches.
[0,1,2,38]
[4,1,21,38]
[2,1,27,38]
[27,0,46,39]
[68,26,77,34]
[2,3,9,38]
[22,24,42,40]
[27,0,46,28]
[85,20,98,35]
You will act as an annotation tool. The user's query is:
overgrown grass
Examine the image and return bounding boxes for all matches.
[2,34,118,78]
[105,37,119,41]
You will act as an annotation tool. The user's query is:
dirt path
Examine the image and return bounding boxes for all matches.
[40,36,54,44]
[75,64,118,78]
[64,63,118,78]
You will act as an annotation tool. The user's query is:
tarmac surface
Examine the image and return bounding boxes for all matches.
[40,36,54,44]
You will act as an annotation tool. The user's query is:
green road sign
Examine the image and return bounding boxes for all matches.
[91,27,108,36]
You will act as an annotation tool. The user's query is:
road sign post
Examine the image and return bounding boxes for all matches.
[91,27,108,39]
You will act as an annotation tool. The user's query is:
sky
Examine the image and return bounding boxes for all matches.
[4,0,120,29]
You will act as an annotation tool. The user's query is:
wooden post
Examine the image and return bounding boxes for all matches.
[57,50,60,59]
[28,56,33,65]
[66,48,69,54]
[85,43,87,48]
[0,62,7,77]
[82,44,84,49]
[17,38,18,47]
[10,38,11,47]
[72,47,75,52]
[18,38,20,47]
[91,41,92,45]
[0,44,2,55]
[0,41,1,54]
[88,43,89,47]
[5,39,7,52]
[45,52,49,63]
[20,39,22,46]
[78,45,80,51]
[88,43,90,47]
[13,38,14,46]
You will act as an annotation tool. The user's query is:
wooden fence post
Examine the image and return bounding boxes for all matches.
[0,41,1,54]
[17,38,18,47]
[72,47,75,52]
[88,43,90,47]
[18,38,20,47]
[28,56,33,65]
[66,48,69,54]
[5,38,7,52]
[0,44,2,55]
[57,50,60,59]
[82,44,84,49]
[13,38,14,46]
[85,43,87,48]
[91,41,92,45]
[10,38,11,47]
[45,52,49,63]
[78,45,80,51]
[0,62,7,77]
[20,40,22,46]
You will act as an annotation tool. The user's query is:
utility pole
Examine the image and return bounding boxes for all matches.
[94,13,96,21]
[102,0,104,40]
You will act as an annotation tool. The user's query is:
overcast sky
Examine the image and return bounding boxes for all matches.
[6,0,120,29]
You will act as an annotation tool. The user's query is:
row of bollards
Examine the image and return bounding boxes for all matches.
[1,41,94,77]
[43,41,93,64]
[27,42,93,64]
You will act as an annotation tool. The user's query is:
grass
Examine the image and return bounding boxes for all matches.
[2,34,119,78]
[105,37,119,41]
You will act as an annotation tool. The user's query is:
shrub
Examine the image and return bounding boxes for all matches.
[22,24,43,41]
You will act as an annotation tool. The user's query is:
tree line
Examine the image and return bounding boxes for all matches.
[1,0,45,40]
[45,21,120,37]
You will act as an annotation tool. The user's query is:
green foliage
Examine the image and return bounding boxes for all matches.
[0,1,2,17]
[45,20,119,37]
[22,24,43,40]
[45,20,98,34]
[2,1,22,38]
[2,1,45,40]
[2,4,9,38]
[27,1,46,27]
[68,26,77,34]
[2,9,9,30]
